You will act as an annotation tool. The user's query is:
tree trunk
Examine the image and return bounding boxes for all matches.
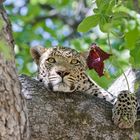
[0,5,29,140]
[19,68,140,140]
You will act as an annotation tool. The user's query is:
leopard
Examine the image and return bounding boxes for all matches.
[30,45,138,129]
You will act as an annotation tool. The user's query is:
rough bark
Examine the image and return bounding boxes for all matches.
[19,68,140,140]
[0,5,29,140]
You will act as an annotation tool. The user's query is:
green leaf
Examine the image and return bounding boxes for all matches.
[72,40,81,51]
[113,5,130,14]
[96,0,114,14]
[96,0,102,8]
[96,0,109,10]
[130,43,140,67]
[125,28,140,49]
[106,0,115,14]
[99,15,108,32]
[88,69,114,88]
[77,14,99,32]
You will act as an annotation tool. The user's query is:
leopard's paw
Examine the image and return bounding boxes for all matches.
[112,90,137,129]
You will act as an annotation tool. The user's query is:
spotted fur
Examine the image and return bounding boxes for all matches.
[112,91,137,128]
[30,46,138,128]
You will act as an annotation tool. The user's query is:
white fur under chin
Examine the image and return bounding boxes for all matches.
[52,84,74,92]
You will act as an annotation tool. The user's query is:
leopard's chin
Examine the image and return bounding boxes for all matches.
[49,82,76,93]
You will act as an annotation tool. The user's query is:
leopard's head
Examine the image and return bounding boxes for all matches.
[30,46,88,92]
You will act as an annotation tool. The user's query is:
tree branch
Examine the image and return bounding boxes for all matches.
[19,68,140,140]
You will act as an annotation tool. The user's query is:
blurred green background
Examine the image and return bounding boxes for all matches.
[4,0,140,88]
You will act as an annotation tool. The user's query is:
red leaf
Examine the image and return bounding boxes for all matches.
[87,43,111,77]
[91,43,111,60]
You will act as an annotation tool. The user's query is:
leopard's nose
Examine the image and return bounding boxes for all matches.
[56,71,70,78]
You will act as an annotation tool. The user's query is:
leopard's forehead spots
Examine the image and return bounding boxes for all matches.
[51,47,80,58]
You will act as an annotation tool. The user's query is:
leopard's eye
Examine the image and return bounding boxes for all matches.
[46,57,56,63]
[70,59,80,65]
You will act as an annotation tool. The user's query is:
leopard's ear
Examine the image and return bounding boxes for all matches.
[30,45,47,65]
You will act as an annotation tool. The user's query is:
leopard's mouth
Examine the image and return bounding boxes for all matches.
[48,81,75,92]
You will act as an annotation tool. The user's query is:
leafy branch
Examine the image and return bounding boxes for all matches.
[78,0,140,69]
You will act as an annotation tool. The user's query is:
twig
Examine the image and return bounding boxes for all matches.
[121,69,130,92]
[107,33,112,54]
